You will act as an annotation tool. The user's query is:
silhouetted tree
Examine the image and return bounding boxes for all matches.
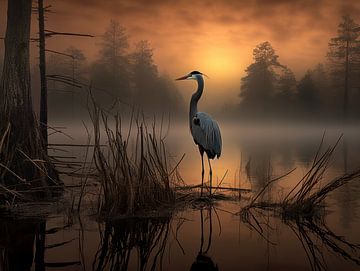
[310,63,336,115]
[239,41,283,116]
[327,15,360,120]
[131,40,158,110]
[47,46,88,120]
[48,47,87,80]
[311,64,329,97]
[91,20,131,106]
[36,0,93,142]
[38,0,48,145]
[273,67,296,114]
[65,46,87,76]
[131,40,184,116]
[296,71,320,114]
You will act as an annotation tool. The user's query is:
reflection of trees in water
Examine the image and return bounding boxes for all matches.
[251,152,272,190]
[190,207,218,271]
[240,136,360,269]
[334,179,360,229]
[0,219,37,271]
[0,219,80,271]
[333,138,360,229]
[93,217,171,271]
[239,134,360,191]
[240,143,272,190]
[294,139,318,166]
[243,138,296,171]
[242,207,360,271]
[241,147,276,203]
[285,217,360,270]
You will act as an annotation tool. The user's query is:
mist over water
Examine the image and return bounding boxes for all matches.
[54,121,360,186]
[15,122,357,270]
[1,1,360,270]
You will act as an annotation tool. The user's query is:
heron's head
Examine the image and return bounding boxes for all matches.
[176,71,207,81]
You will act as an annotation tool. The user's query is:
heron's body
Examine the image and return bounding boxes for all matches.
[177,71,222,196]
[191,112,221,159]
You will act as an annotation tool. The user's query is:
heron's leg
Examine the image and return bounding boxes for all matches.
[199,208,204,253]
[200,151,204,197]
[208,157,212,196]
[204,207,212,253]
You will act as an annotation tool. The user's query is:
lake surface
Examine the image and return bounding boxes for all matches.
[1,122,360,270]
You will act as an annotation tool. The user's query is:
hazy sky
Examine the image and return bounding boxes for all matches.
[1,0,360,109]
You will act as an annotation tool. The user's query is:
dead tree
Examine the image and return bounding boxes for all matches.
[38,0,48,146]
[36,0,93,146]
[327,15,360,121]
[0,0,59,194]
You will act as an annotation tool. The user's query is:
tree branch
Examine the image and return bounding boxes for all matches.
[44,30,94,38]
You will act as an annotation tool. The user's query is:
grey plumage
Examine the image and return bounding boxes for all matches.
[176,70,222,196]
[191,112,222,159]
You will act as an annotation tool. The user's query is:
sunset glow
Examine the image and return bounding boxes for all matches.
[198,47,241,79]
[1,0,359,109]
[1,1,360,270]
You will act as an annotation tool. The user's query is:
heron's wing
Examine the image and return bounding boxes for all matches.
[191,112,222,158]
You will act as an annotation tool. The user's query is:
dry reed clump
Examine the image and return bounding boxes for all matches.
[239,138,360,270]
[0,124,29,203]
[0,123,61,204]
[241,137,360,220]
[90,104,180,216]
[280,136,360,219]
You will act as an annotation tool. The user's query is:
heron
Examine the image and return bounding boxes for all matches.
[176,71,222,196]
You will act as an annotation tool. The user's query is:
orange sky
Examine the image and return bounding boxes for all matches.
[1,0,360,110]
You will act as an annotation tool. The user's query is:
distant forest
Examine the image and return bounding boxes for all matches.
[39,20,185,120]
[233,14,360,122]
[1,15,359,123]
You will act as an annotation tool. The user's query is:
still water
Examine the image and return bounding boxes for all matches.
[1,123,360,270]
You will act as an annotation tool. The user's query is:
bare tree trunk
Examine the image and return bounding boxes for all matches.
[38,0,48,147]
[344,40,349,121]
[0,0,59,194]
[0,0,33,117]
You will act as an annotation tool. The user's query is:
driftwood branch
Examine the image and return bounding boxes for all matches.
[176,184,251,193]
[45,49,75,59]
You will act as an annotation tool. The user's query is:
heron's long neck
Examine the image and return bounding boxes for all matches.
[190,76,204,123]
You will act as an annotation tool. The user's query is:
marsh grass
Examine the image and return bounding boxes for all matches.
[93,216,171,271]
[0,124,31,203]
[242,136,360,219]
[0,121,62,205]
[239,136,360,270]
[241,202,360,271]
[90,101,182,216]
[286,215,360,270]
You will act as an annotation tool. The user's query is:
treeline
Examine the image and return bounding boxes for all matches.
[236,15,360,122]
[47,20,185,120]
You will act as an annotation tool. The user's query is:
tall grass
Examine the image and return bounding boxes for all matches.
[242,137,360,219]
[239,137,360,269]
[90,102,179,216]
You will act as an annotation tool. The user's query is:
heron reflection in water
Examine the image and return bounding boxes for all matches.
[190,207,219,271]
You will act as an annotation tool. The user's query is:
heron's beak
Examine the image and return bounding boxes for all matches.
[175,74,189,80]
